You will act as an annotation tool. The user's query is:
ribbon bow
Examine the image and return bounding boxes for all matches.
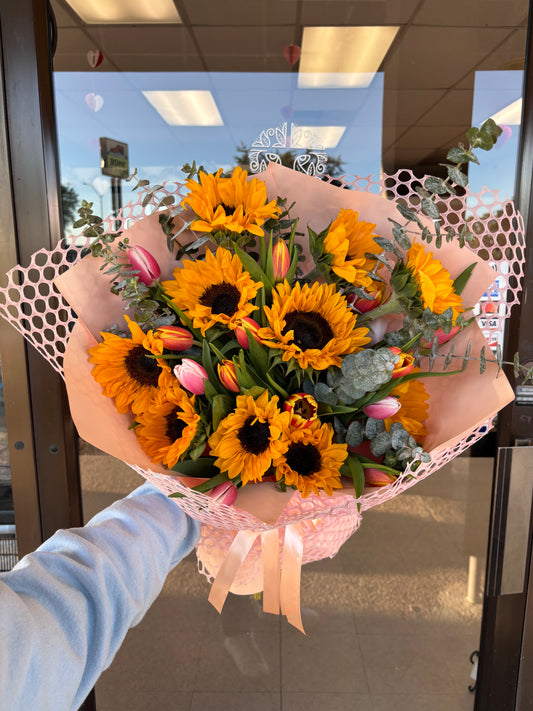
[208,521,308,633]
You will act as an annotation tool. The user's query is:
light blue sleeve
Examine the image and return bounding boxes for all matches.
[0,482,200,711]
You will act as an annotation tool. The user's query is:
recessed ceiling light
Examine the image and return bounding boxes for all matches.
[142,91,224,126]
[64,0,181,24]
[490,98,522,126]
[298,26,399,89]
[291,125,346,149]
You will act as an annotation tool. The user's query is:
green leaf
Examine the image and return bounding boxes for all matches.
[212,394,233,430]
[453,262,476,295]
[170,457,219,478]
[234,244,272,291]
[246,325,269,373]
[480,346,487,375]
[446,165,468,188]
[480,118,503,141]
[466,126,480,144]
[447,147,468,164]
[341,454,366,498]
[396,202,423,227]
[201,341,224,393]
[421,197,440,220]
[424,177,448,195]
[514,352,521,378]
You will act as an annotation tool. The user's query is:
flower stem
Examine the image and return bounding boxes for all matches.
[356,293,404,324]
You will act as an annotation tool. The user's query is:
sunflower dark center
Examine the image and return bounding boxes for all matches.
[124,345,160,387]
[283,311,334,350]
[285,442,322,477]
[200,283,241,316]
[238,416,271,455]
[165,408,187,443]
[220,202,236,216]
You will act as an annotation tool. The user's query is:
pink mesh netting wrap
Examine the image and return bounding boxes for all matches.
[0,169,524,599]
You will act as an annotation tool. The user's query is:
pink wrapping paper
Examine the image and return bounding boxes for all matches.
[54,164,514,527]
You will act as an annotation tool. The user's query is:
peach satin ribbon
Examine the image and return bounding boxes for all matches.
[208,522,306,633]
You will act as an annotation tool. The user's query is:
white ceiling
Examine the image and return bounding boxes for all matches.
[50,0,529,173]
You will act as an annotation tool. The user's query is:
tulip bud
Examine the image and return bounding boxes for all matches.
[173,358,208,395]
[208,481,238,506]
[272,239,290,281]
[126,245,161,286]
[420,325,461,349]
[364,467,397,487]
[347,283,386,314]
[235,317,262,349]
[156,325,193,351]
[218,359,240,393]
[283,393,318,429]
[363,396,401,420]
[389,347,415,378]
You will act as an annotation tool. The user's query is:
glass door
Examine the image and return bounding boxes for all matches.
[2,0,529,709]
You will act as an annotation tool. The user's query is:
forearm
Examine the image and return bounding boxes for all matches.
[0,482,199,711]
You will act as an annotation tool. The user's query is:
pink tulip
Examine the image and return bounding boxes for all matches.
[347,283,387,314]
[208,481,238,506]
[126,245,161,286]
[173,359,208,395]
[364,468,397,487]
[272,239,290,281]
[363,396,401,420]
[156,325,193,351]
[218,359,240,393]
[420,326,461,349]
[235,317,262,349]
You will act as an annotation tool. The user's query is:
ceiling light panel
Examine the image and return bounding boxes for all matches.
[142,91,224,126]
[490,98,522,125]
[298,26,399,89]
[64,0,181,24]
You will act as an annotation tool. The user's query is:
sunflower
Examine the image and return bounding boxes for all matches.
[405,242,463,319]
[89,316,175,416]
[135,384,200,468]
[385,379,429,440]
[258,281,371,370]
[324,208,383,287]
[181,167,281,237]
[273,421,347,498]
[208,390,291,484]
[162,247,262,336]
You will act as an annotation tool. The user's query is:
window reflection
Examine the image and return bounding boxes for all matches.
[53,71,384,218]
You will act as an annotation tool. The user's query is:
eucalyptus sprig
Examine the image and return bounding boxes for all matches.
[392,118,503,249]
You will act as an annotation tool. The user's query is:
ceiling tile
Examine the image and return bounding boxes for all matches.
[383,26,511,89]
[414,0,529,27]
[301,1,387,25]
[50,0,79,28]
[382,89,444,126]
[195,25,294,56]
[202,55,295,72]
[181,0,297,26]
[474,27,527,70]
[418,90,474,126]
[396,125,463,149]
[94,27,197,55]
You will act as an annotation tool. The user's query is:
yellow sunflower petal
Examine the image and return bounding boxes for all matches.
[208,390,291,484]
[406,242,463,319]
[161,246,262,336]
[181,167,281,236]
[258,280,370,370]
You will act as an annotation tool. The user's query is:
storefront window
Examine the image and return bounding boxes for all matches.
[49,1,529,708]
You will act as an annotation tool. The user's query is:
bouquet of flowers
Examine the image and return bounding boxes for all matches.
[0,120,524,631]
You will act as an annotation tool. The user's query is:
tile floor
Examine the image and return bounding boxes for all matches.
[80,452,492,711]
